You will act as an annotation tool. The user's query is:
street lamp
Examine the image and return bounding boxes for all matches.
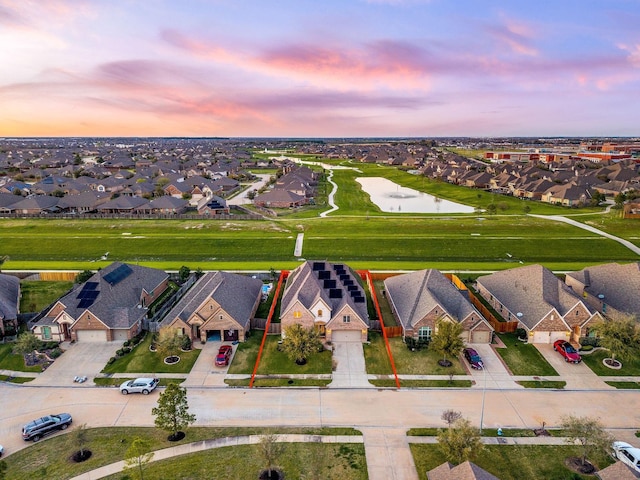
[479,361,487,434]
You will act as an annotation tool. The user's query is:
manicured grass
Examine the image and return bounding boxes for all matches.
[19,280,73,312]
[226,378,331,387]
[605,381,640,389]
[0,343,43,372]
[494,333,558,376]
[410,444,612,480]
[226,332,262,375]
[93,377,185,387]
[0,374,35,383]
[101,443,367,480]
[580,349,640,376]
[517,380,566,389]
[363,332,393,375]
[408,427,536,437]
[255,336,332,375]
[100,334,201,374]
[373,280,397,326]
[3,426,363,480]
[370,379,473,388]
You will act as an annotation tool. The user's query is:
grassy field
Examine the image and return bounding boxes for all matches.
[494,333,558,376]
[2,426,363,480]
[410,443,612,480]
[19,281,73,313]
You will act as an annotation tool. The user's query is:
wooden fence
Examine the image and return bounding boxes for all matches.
[250,318,282,334]
[39,271,78,281]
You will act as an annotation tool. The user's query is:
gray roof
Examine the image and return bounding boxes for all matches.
[0,273,20,321]
[384,269,483,329]
[566,262,640,317]
[160,271,262,329]
[596,461,640,480]
[40,262,168,329]
[281,261,369,325]
[477,264,594,329]
[428,461,500,480]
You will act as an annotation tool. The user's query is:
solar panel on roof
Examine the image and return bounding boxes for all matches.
[344,280,354,287]
[312,262,325,271]
[85,282,99,290]
[78,299,95,309]
[347,284,358,291]
[318,270,330,280]
[323,279,336,289]
[103,264,133,285]
[329,289,342,298]
[354,297,365,303]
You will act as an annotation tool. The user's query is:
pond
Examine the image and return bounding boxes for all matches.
[356,177,475,214]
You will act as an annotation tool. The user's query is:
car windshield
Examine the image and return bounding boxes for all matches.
[565,344,577,353]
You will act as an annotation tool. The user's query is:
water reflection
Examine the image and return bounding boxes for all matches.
[356,177,474,214]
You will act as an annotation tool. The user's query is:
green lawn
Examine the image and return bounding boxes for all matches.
[370,379,473,388]
[581,349,640,376]
[494,333,558,376]
[93,377,185,387]
[100,334,201,374]
[517,380,566,389]
[0,374,34,383]
[410,444,612,480]
[3,426,363,480]
[373,280,397,326]
[0,343,42,372]
[226,332,262,375]
[605,381,640,389]
[408,427,536,437]
[255,336,332,375]
[226,378,331,387]
[19,280,73,313]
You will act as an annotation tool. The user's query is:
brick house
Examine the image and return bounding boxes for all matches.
[384,269,494,344]
[280,261,369,342]
[32,262,169,342]
[159,271,262,343]
[0,273,20,337]
[476,264,602,344]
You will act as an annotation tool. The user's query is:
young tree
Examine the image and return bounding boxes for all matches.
[437,418,483,465]
[430,319,465,367]
[280,324,322,365]
[156,327,183,361]
[441,409,463,429]
[592,314,640,366]
[178,265,191,283]
[123,437,154,480]
[560,415,613,468]
[13,332,41,365]
[152,383,196,441]
[70,423,91,462]
[259,433,285,480]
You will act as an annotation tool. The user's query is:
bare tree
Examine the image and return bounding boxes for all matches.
[560,415,613,468]
[259,433,285,479]
[441,409,463,429]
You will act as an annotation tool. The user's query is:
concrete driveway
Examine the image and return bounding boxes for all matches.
[467,343,521,389]
[183,341,231,387]
[534,343,611,390]
[29,341,119,387]
[328,339,371,388]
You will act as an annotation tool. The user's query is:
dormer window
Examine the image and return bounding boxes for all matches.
[317,309,323,317]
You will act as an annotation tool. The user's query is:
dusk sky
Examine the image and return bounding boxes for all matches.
[1,0,639,137]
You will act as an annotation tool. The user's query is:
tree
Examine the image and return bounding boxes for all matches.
[441,409,463,429]
[437,418,483,465]
[13,332,41,365]
[560,415,613,468]
[152,383,196,441]
[592,314,640,366]
[614,192,626,208]
[75,270,94,284]
[430,319,465,367]
[259,433,285,480]
[178,265,191,283]
[123,437,154,480]
[280,324,322,365]
[485,203,497,215]
[70,423,91,462]
[156,327,183,361]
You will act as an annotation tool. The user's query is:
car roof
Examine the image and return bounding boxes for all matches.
[134,377,156,382]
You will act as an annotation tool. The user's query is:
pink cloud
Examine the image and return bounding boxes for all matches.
[485,21,539,57]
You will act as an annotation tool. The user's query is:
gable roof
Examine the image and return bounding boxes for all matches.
[477,264,594,329]
[384,270,484,329]
[596,460,640,480]
[0,273,20,321]
[428,460,500,480]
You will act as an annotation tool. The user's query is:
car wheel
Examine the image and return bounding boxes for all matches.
[121,389,129,395]
[32,435,41,442]
[565,357,569,362]
[61,423,68,430]
[142,389,149,395]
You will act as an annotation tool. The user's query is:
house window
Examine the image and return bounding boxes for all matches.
[317,309,323,317]
[219,315,223,320]
[576,310,579,316]
[42,326,51,340]
[343,315,351,323]
[293,311,302,319]
[418,327,432,341]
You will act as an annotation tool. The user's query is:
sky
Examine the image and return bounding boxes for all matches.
[1,0,639,138]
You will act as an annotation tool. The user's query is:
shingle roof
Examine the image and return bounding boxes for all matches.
[566,262,640,316]
[477,264,594,329]
[427,461,501,480]
[0,273,20,321]
[384,270,483,329]
[596,461,640,479]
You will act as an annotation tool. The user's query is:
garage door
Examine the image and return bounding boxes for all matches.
[112,330,129,342]
[549,331,569,343]
[470,329,492,344]
[531,331,568,344]
[76,330,107,342]
[332,330,362,342]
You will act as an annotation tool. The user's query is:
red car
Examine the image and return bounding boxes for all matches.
[553,340,581,363]
[215,345,233,367]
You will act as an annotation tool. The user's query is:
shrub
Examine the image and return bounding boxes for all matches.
[181,335,192,351]
[50,348,63,358]
[107,356,116,365]
[116,348,125,357]
[42,341,60,350]
[123,340,131,347]
[515,328,527,340]
[580,345,593,352]
[580,336,600,348]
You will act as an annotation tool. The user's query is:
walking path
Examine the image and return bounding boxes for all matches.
[293,233,304,257]
[320,169,339,217]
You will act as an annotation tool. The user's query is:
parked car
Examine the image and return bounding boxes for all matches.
[463,347,484,369]
[119,377,159,395]
[22,413,72,441]
[612,441,640,473]
[215,345,233,367]
[0,444,3,457]
[553,340,581,363]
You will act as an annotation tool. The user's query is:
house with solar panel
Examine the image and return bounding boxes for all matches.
[280,261,369,342]
[32,262,169,343]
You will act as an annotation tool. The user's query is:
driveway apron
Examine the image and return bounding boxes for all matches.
[361,427,419,480]
[328,340,371,388]
[468,343,522,389]
[535,344,611,390]
[30,342,119,387]
[183,341,230,387]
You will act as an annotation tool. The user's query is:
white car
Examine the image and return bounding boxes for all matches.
[612,441,640,473]
[119,377,159,395]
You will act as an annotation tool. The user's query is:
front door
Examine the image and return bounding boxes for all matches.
[61,323,70,341]
[315,324,326,337]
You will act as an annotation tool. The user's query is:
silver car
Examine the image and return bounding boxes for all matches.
[612,441,640,474]
[119,377,159,395]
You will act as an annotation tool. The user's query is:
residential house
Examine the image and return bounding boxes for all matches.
[8,196,61,214]
[254,189,306,208]
[595,461,640,480]
[564,262,640,319]
[280,261,369,342]
[135,196,189,214]
[159,271,262,343]
[476,264,602,344]
[197,195,230,215]
[32,262,169,342]
[427,461,500,480]
[384,269,494,344]
[96,196,148,213]
[541,181,592,206]
[0,273,20,336]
